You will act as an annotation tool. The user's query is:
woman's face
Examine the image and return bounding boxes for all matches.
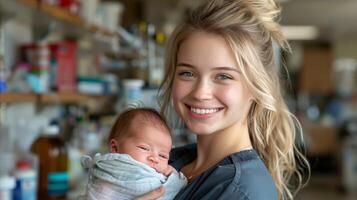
[172,31,253,135]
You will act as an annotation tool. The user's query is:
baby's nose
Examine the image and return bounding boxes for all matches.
[148,155,159,163]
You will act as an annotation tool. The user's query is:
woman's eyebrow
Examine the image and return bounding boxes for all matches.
[177,62,195,68]
[212,66,240,73]
[176,63,241,73]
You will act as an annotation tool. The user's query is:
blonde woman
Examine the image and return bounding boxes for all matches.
[136,0,309,199]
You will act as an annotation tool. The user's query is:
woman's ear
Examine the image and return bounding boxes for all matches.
[109,139,119,153]
[249,96,255,103]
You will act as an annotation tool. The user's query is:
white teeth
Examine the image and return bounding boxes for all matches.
[191,107,219,114]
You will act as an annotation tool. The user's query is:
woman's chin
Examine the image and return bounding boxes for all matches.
[186,123,215,136]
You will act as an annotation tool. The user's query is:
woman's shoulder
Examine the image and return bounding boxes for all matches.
[192,149,277,199]
[226,149,278,199]
[171,148,278,199]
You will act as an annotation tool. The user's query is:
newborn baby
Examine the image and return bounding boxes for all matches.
[81,108,187,200]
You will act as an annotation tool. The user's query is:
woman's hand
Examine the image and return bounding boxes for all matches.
[135,186,165,200]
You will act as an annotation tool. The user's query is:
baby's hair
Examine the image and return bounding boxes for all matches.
[108,107,171,144]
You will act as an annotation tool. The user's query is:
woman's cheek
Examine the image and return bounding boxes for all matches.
[172,81,190,118]
[172,85,182,111]
[172,81,185,102]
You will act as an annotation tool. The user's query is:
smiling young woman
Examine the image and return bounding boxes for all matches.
[156,0,309,199]
[172,31,253,137]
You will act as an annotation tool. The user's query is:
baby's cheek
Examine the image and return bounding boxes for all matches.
[164,164,176,176]
[157,163,168,174]
[162,163,169,172]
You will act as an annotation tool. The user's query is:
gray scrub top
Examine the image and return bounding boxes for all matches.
[169,144,278,200]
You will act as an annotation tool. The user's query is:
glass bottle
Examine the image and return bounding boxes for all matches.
[31,125,68,200]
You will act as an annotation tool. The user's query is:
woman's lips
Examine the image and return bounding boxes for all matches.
[185,104,223,119]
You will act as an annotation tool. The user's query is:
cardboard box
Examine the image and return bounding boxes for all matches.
[50,41,77,92]
[299,45,333,94]
[305,124,338,156]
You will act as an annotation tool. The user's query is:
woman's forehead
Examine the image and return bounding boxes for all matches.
[177,32,239,70]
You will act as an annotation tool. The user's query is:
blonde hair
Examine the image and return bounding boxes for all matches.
[159,0,309,199]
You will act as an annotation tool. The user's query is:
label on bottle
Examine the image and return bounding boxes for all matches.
[13,172,37,200]
[47,172,68,197]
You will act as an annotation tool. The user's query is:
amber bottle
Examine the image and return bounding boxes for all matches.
[31,125,68,200]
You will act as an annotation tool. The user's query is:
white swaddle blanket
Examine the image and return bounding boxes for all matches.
[81,153,187,200]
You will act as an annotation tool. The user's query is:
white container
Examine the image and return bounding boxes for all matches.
[79,0,99,25]
[0,123,16,176]
[13,161,37,200]
[0,175,15,200]
[99,2,124,31]
[333,59,357,97]
[122,79,145,106]
[341,136,357,194]
[0,153,15,177]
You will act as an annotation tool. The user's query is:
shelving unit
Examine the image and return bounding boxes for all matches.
[0,0,117,38]
[40,93,115,104]
[0,0,120,105]
[16,0,37,8]
[38,1,116,37]
[0,92,115,104]
[0,93,37,103]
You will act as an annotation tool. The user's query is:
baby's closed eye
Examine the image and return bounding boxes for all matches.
[159,154,169,159]
[137,145,150,151]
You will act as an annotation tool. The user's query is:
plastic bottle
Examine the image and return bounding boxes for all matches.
[0,33,6,93]
[0,122,15,176]
[0,61,6,93]
[121,79,144,106]
[31,125,69,200]
[0,18,5,93]
[13,160,37,200]
[0,175,15,200]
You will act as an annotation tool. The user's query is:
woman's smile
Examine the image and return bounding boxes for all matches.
[185,104,224,119]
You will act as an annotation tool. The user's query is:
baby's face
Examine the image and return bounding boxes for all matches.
[114,124,172,174]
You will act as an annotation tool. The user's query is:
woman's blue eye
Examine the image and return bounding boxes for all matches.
[178,71,194,77]
[217,74,232,80]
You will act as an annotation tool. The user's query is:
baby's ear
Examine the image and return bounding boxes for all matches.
[109,139,119,153]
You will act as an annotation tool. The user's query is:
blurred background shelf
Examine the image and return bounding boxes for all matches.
[39,0,85,27]
[0,0,116,38]
[38,1,116,37]
[40,93,116,104]
[0,92,37,103]
[0,92,115,104]
[16,0,37,8]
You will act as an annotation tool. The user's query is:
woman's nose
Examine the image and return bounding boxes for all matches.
[191,79,212,100]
